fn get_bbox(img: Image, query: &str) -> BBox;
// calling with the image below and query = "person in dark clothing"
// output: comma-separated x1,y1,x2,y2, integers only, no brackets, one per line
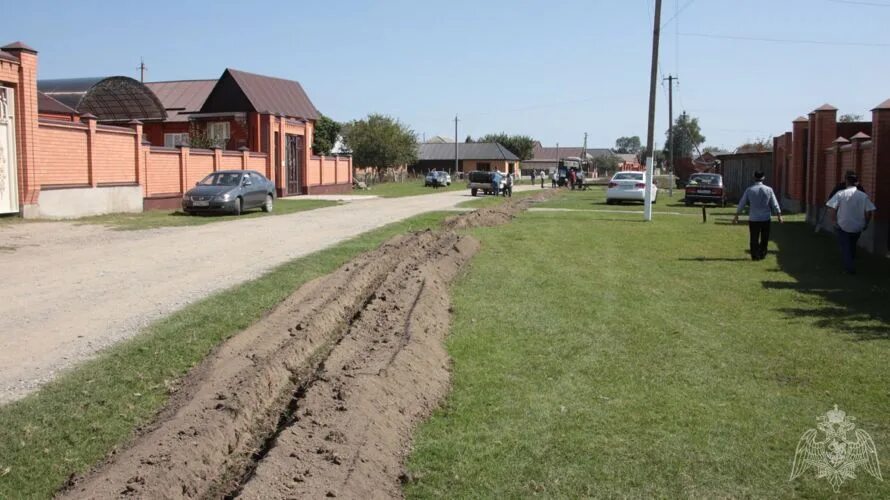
732,171,784,260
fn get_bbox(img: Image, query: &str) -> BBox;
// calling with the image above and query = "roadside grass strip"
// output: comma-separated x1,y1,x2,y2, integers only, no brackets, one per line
76,199,339,230
351,181,465,198
406,199,890,498
0,211,449,499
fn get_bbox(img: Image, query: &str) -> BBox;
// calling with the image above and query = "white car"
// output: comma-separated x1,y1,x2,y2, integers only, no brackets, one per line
606,171,657,204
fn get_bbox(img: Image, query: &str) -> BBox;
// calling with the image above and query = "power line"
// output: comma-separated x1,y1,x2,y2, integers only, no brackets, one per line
680,32,890,48
827,0,890,6
661,0,695,28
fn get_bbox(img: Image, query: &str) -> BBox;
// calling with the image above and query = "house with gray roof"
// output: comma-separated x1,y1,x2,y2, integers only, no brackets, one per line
412,142,520,174
520,142,615,174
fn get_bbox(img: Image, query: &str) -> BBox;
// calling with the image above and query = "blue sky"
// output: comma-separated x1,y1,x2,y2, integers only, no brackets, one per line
3,0,888,150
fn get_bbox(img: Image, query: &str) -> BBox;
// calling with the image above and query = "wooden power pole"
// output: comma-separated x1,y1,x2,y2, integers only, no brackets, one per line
644,0,663,221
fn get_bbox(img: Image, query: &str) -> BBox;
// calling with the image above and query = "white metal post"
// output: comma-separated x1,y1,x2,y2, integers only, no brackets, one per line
644,156,654,221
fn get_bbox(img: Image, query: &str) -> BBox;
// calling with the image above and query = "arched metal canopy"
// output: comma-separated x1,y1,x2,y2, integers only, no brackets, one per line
38,76,167,122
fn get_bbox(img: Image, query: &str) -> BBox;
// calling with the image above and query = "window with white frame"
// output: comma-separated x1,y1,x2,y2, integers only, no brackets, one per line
207,121,231,147
164,133,189,148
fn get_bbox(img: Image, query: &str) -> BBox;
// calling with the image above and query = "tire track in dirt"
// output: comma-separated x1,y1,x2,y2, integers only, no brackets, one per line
59,190,556,499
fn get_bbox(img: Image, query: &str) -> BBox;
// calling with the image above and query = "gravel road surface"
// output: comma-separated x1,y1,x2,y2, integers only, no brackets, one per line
0,187,537,404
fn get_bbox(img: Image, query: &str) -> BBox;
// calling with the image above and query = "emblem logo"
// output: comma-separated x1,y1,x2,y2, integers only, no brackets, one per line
790,405,882,492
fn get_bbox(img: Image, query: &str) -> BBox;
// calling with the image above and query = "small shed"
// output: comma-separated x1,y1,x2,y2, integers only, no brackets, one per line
716,151,773,201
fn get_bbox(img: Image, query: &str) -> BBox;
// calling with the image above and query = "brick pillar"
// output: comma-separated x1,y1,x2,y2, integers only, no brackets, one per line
304,119,314,195
239,146,249,170
142,139,151,197
130,120,143,186
334,155,339,184
851,132,869,182
82,113,98,187
177,145,189,193
832,136,850,193
805,113,816,222
212,145,222,172
790,116,808,210
867,98,890,255
2,43,40,212
277,114,286,196
809,105,838,223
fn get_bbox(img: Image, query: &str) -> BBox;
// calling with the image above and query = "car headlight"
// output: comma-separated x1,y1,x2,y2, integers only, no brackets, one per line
217,192,232,201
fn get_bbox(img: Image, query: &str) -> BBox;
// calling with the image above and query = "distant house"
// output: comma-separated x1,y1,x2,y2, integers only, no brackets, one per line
617,153,643,172
412,142,519,174
143,79,216,147
521,142,613,175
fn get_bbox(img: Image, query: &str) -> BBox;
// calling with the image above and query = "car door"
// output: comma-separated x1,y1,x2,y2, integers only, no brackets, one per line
241,173,261,208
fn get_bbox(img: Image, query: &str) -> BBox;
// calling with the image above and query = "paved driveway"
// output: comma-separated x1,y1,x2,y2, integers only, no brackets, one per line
0,186,538,404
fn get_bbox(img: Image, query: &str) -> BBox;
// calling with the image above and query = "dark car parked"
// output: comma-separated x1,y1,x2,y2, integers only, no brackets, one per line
684,173,726,207
182,170,275,215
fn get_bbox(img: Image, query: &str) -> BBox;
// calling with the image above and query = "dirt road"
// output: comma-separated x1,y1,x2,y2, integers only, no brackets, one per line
0,187,536,404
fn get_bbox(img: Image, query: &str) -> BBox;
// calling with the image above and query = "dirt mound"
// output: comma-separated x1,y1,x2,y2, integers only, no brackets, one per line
59,196,545,499
443,189,558,230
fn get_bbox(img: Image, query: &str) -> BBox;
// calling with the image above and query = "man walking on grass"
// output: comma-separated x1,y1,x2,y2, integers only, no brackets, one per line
826,172,876,274
733,171,783,260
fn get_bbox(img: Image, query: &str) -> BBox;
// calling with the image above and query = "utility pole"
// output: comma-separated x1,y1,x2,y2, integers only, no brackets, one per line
454,115,459,174
555,142,560,178
664,74,677,197
139,57,147,83
644,0,663,222
582,132,588,174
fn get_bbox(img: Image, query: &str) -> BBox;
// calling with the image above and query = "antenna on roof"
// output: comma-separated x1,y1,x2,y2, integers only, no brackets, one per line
138,57,147,83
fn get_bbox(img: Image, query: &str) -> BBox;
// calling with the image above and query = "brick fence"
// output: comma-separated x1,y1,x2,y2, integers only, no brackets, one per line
1,42,352,218
772,100,890,255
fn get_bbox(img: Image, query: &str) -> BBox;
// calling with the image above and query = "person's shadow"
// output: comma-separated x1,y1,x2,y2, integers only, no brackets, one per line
764,221,890,340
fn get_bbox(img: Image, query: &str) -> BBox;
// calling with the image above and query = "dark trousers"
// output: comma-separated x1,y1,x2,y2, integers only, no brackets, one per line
836,229,861,273
748,221,771,260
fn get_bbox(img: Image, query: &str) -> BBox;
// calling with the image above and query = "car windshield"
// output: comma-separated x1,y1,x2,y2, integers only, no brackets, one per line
689,174,721,186
468,171,491,183
199,172,243,186
613,173,643,181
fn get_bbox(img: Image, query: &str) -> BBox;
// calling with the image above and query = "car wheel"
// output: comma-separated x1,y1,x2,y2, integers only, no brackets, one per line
233,197,242,216
471,188,478,196
606,199,614,205
262,194,273,213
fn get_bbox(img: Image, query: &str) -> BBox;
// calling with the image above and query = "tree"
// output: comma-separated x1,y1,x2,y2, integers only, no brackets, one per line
465,135,474,143
638,146,664,165
312,114,341,156
342,114,417,178
614,136,642,154
703,146,729,155
476,133,536,160
735,138,772,153
593,154,622,176
839,113,863,123
663,113,705,160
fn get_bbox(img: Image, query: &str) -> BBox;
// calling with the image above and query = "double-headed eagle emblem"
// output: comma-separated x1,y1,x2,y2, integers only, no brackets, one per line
790,405,882,492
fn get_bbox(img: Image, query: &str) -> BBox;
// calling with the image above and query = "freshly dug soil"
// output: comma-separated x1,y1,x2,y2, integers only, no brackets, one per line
59,195,550,499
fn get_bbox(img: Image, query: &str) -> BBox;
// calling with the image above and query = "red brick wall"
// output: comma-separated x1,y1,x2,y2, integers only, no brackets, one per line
35,120,90,186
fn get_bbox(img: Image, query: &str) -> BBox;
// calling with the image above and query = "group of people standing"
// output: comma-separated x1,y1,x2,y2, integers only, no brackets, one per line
733,170,876,274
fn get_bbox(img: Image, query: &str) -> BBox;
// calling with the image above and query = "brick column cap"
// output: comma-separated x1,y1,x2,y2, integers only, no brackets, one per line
851,132,870,141
238,146,250,152
814,104,838,112
872,98,890,111
832,136,850,145
128,119,143,125
1,41,37,54
80,113,97,121
793,116,809,123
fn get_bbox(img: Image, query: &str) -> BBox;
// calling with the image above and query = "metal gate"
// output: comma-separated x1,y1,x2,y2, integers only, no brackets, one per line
286,134,303,195
0,86,18,214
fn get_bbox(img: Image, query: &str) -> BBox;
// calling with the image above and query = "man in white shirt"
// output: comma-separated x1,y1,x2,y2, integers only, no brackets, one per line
826,173,877,274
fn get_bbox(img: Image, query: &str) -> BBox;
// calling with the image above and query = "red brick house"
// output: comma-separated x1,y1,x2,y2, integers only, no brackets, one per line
1,41,351,219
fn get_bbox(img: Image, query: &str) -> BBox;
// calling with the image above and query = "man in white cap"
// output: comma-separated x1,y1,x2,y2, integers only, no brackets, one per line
826,172,876,274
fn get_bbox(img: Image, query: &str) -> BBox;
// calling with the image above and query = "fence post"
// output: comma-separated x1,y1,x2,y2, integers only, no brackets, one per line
142,141,151,197
850,132,868,181
81,113,98,187
212,145,222,172
832,137,849,187
177,145,190,193
239,146,249,170
130,120,143,186
334,155,339,185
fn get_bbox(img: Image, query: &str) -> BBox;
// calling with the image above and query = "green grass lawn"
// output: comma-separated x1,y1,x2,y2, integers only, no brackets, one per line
353,180,465,198
456,188,543,209
0,211,450,499
77,199,339,230
406,189,890,498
